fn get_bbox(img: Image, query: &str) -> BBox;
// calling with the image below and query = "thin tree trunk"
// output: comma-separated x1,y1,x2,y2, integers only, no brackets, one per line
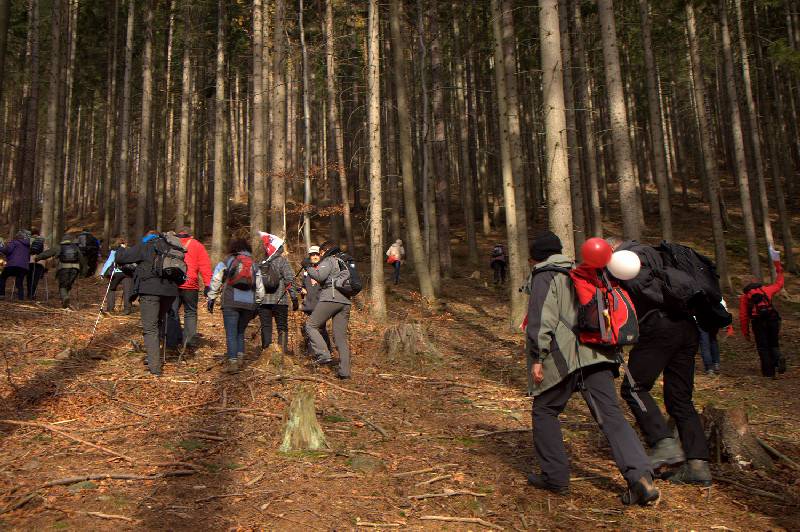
542,0,574,257
367,0,385,318
250,0,266,245
270,0,287,236
0,0,10,104
720,0,761,278
135,0,154,238
389,0,435,302
176,26,191,231
300,0,312,249
597,0,642,240
18,0,39,232
211,0,227,263
159,0,175,231
117,0,134,239
686,2,729,289
639,0,672,240
40,0,63,245
491,0,526,327
102,0,118,245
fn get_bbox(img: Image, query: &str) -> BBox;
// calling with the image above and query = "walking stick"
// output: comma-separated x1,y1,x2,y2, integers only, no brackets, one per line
88,274,114,346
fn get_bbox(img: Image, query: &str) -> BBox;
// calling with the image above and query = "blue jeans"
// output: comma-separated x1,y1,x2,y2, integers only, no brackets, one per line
698,327,720,371
222,307,255,359
392,261,401,284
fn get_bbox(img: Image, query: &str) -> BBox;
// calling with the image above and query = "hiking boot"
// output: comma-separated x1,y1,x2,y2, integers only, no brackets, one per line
622,473,660,506
649,437,685,469
713,363,720,374
704,368,714,376
224,357,240,374
526,473,568,495
314,354,333,365
62,298,70,309
666,459,712,486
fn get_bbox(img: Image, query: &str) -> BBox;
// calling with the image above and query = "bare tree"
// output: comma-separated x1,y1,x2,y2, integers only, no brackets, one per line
117,0,134,239
250,0,266,244
211,0,227,262
271,0,288,236
40,0,64,244
135,0,154,238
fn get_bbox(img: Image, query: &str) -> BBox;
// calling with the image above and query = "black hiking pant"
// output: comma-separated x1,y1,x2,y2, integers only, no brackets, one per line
26,263,46,300
491,260,507,284
533,363,651,488
56,268,79,307
166,289,199,348
259,304,288,349
621,313,709,461
104,273,133,313
139,294,175,375
752,317,782,377
0,266,27,300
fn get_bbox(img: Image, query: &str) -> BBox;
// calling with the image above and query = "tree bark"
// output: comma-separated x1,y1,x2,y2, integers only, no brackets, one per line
250,0,265,245
597,0,642,240
117,0,134,240
0,0,10,104
270,0,287,236
639,0,672,240
40,0,64,245
720,0,761,278
135,0,154,238
367,0,386,318
211,0,227,263
159,0,175,231
176,16,191,232
300,0,312,249
102,0,118,246
17,0,40,232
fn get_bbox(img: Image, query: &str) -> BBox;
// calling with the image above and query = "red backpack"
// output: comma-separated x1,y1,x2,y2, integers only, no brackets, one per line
570,265,639,347
226,254,256,290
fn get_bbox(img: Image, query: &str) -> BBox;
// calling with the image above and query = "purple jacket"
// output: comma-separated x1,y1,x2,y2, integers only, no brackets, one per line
0,238,31,271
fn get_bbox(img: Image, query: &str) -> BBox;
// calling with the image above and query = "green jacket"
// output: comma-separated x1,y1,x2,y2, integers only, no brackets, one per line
37,239,87,274
525,254,616,396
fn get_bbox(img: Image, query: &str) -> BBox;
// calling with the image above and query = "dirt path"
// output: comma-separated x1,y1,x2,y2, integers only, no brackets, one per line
0,253,798,530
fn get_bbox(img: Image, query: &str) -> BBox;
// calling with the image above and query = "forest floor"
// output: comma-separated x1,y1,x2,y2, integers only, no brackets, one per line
1,206,800,531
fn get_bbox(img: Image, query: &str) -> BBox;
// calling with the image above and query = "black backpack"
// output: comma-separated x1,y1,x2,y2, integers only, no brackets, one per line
744,284,779,321
656,242,731,331
77,233,97,252
260,258,282,294
333,253,362,298
151,233,187,284
30,236,45,255
59,243,81,263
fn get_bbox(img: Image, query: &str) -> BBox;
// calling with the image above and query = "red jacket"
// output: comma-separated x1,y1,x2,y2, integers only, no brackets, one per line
179,236,212,291
739,261,784,337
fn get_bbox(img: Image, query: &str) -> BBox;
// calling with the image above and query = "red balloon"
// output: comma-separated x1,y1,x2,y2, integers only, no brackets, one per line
581,237,613,268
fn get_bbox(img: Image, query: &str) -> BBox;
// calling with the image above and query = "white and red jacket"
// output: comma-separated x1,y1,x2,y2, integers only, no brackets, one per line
178,235,212,291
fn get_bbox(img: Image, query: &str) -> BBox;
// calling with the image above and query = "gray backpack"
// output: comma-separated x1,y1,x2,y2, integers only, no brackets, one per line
152,232,187,284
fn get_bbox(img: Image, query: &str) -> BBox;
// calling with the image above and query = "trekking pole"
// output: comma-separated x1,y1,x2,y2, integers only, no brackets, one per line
88,274,114,346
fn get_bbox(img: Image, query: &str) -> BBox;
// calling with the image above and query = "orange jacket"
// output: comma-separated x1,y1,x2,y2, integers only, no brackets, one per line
739,261,783,337
179,236,212,291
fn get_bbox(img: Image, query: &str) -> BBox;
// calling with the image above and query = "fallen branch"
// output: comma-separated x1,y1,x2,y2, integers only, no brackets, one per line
85,511,136,523
715,477,788,502
408,489,487,500
392,464,458,478
185,433,226,442
415,474,452,487
75,422,148,434
756,437,800,471
361,417,389,439
472,428,530,438
356,522,403,528
419,515,502,530
0,419,134,462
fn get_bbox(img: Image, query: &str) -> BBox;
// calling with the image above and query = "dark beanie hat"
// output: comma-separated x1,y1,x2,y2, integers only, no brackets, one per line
530,231,562,261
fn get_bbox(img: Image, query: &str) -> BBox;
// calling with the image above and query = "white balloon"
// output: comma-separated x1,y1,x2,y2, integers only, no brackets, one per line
607,250,641,280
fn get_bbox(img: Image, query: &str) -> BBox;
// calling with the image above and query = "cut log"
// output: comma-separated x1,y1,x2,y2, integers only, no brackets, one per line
382,323,441,365
703,405,772,469
279,385,328,452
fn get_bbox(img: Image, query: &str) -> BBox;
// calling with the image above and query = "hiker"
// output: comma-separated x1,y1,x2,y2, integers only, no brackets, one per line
99,237,134,315
77,229,101,277
115,231,184,376
166,227,212,351
0,230,31,301
300,245,331,356
490,243,507,285
610,238,716,486
35,234,86,309
206,238,265,374
26,229,46,300
386,239,404,285
697,299,731,375
524,231,658,506
258,238,298,354
304,240,355,379
740,246,785,378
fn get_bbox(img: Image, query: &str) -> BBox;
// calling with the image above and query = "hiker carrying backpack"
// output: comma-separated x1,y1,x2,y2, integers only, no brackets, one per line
152,232,188,285
740,247,785,378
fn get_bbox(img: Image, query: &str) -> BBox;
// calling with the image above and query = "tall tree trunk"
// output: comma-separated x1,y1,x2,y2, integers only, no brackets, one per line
491,0,526,327
300,0,312,249
102,0,118,246
135,0,154,237
389,0,435,302
17,0,39,232
686,2,729,289
270,0,287,236
40,0,63,245
639,0,673,240
159,0,175,231
250,0,265,245
367,0,385,318
117,0,134,239
597,0,642,240
324,0,354,252
211,0,227,263
557,0,583,253
542,0,574,257
0,0,10,103
176,27,191,231
571,0,602,237
720,0,761,278
734,0,775,270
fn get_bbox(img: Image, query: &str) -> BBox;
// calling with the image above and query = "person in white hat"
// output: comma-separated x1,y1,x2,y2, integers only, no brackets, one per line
299,245,330,355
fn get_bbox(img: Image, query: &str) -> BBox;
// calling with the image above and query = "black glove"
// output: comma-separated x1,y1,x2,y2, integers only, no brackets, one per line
291,298,299,312
204,286,210,299
207,299,215,313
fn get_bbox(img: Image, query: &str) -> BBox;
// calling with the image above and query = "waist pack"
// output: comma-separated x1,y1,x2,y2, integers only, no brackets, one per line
30,236,45,255
59,243,81,263
227,254,256,290
152,233,187,284
333,254,362,298
260,258,282,293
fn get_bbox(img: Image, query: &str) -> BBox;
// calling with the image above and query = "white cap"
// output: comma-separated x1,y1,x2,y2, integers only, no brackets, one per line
308,245,320,254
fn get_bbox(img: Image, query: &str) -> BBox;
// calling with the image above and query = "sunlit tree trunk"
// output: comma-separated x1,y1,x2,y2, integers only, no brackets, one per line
270,0,287,236
17,0,39,232
300,0,311,249
176,20,191,231
211,0,227,263
40,0,64,245
135,0,154,237
102,0,118,245
117,0,134,239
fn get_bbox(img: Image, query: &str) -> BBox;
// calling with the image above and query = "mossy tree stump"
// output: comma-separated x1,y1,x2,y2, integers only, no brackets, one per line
279,385,328,452
383,323,441,365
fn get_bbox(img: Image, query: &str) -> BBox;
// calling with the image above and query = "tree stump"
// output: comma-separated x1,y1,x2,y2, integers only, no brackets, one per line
703,405,773,469
382,323,441,365
279,385,327,452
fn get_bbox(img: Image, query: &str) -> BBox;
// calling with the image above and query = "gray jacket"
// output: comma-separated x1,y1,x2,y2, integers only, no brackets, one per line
259,255,298,306
306,253,351,305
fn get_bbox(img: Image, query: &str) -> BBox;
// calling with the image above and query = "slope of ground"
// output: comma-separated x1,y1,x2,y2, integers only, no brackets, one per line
1,203,799,530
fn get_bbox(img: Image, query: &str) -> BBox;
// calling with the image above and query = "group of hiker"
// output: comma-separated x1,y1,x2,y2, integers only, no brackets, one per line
522,230,787,506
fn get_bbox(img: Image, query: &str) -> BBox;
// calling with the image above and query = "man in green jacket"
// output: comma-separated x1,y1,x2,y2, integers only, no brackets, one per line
525,231,658,506
36,234,87,309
